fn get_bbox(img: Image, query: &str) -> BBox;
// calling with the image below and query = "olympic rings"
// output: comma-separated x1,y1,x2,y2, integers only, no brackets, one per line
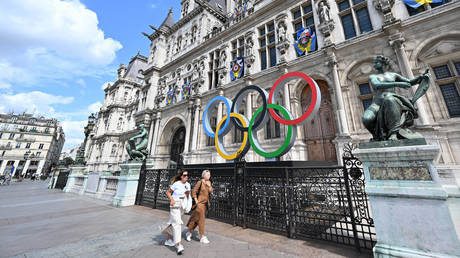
202,96,232,137
215,113,250,160
202,71,321,160
268,71,321,125
231,85,268,131
249,104,297,158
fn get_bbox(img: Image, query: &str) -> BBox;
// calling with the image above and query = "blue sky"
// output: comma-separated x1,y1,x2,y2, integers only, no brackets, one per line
0,0,181,151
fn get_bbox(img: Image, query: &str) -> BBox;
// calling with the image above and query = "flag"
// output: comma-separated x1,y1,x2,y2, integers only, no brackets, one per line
294,27,317,56
403,0,443,8
181,82,191,100
230,57,244,81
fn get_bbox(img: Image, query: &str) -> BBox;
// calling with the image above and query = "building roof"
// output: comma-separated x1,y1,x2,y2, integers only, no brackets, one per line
159,8,175,29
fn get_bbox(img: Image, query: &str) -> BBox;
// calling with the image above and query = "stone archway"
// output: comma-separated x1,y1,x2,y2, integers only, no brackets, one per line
300,80,337,162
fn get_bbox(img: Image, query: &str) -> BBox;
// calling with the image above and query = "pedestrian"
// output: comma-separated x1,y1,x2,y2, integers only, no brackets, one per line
186,169,213,244
161,170,191,255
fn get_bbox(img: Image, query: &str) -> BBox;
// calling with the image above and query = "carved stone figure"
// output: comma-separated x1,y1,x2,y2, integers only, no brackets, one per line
278,22,287,43
362,55,430,141
318,1,331,24
126,124,148,161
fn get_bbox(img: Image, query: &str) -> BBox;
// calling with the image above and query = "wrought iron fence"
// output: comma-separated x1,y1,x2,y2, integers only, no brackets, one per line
136,146,375,251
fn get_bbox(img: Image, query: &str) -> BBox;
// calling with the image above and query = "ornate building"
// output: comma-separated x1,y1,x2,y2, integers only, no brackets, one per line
85,0,460,181
0,113,65,177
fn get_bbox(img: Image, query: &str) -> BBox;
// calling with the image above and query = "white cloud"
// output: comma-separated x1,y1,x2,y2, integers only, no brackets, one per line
0,91,74,115
87,101,102,113
0,91,101,151
0,0,122,88
61,120,87,151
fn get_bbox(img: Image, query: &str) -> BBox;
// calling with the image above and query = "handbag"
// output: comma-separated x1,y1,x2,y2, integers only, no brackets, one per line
191,180,203,210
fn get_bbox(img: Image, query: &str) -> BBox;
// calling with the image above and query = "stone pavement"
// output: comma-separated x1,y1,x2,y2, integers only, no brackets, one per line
0,181,372,258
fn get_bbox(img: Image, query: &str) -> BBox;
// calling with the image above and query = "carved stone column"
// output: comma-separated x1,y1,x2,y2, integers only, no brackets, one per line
183,100,194,153
328,52,350,136
389,32,430,125
191,99,201,151
150,111,161,156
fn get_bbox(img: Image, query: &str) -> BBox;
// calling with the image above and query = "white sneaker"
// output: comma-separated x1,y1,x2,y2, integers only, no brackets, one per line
185,231,192,242
164,239,175,247
176,244,184,254
200,236,210,244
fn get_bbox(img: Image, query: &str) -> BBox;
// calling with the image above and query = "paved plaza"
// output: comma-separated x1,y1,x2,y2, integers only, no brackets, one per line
0,181,371,258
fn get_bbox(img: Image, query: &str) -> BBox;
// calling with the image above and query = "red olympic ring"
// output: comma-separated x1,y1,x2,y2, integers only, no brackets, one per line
268,71,319,125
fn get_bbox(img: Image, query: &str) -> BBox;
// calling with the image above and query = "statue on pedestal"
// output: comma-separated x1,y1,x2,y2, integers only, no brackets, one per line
362,55,430,141
126,124,148,161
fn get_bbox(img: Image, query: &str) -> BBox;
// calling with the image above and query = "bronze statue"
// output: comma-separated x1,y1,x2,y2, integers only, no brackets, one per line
362,55,430,141
126,124,148,161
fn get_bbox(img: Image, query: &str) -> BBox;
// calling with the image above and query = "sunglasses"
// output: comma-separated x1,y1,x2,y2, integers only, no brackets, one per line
182,174,189,177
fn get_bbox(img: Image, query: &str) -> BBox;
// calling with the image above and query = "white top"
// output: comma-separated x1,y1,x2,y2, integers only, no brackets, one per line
170,181,191,199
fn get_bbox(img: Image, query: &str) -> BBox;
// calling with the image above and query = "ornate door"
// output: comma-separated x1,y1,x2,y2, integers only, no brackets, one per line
301,80,337,161
169,127,186,164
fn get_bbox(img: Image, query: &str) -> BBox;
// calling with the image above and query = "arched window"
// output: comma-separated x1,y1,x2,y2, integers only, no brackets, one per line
431,61,460,118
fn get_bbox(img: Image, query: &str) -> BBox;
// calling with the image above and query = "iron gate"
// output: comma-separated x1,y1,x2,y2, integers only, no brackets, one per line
55,170,70,189
136,145,375,251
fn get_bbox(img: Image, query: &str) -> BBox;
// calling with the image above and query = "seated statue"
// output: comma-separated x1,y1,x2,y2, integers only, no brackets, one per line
126,124,148,161
362,55,430,141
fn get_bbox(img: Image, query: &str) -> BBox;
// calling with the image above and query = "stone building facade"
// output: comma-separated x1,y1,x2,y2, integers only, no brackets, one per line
85,0,460,177
0,113,65,177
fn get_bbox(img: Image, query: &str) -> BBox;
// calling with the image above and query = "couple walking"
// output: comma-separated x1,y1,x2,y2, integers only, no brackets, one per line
161,169,213,255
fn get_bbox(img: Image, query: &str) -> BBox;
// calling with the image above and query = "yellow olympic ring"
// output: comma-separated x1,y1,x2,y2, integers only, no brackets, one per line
214,113,249,160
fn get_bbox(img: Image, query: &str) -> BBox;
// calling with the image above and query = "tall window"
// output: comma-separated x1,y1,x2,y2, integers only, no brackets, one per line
406,0,450,16
16,142,21,149
206,117,217,146
265,93,282,139
26,142,31,149
259,21,277,70
432,61,460,118
231,36,245,60
337,0,373,40
358,82,374,111
208,50,220,90
39,144,44,149
8,133,15,139
233,109,245,143
291,2,316,57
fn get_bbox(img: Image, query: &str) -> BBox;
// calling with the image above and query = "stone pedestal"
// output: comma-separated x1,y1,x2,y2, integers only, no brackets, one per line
63,166,86,193
355,141,460,257
112,161,142,207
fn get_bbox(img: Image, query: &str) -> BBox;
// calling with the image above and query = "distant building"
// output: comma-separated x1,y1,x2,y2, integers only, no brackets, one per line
0,113,65,177
59,146,79,162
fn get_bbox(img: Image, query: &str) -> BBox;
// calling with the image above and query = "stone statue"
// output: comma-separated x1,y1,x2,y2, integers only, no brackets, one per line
318,1,331,23
277,22,287,43
126,124,148,161
362,55,430,141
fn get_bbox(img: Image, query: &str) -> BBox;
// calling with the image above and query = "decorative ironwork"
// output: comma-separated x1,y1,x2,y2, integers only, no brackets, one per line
136,143,375,250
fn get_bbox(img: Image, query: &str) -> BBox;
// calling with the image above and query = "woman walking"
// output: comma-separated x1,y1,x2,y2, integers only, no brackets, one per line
186,169,213,244
163,170,191,254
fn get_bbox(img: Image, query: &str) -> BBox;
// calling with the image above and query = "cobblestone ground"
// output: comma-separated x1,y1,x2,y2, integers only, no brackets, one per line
0,181,372,258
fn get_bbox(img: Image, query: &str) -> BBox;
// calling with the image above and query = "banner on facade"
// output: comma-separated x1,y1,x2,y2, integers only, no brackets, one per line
181,81,191,100
403,0,443,8
294,27,317,56
230,57,244,81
